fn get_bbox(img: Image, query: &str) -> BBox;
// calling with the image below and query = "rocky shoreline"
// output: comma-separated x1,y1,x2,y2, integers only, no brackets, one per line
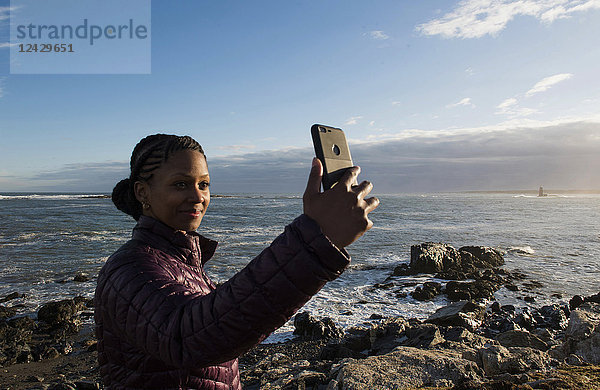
2,243,600,389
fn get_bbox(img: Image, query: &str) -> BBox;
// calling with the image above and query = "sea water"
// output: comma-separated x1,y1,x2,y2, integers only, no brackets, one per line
1,192,599,341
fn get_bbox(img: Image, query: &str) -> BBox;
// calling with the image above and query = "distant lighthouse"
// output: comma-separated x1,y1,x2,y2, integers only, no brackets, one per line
538,186,544,197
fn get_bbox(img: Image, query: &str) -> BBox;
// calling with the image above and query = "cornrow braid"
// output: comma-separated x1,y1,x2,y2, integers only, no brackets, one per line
112,134,205,220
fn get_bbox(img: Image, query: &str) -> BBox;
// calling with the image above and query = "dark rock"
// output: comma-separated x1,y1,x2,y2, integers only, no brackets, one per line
48,382,77,390
435,270,469,280
40,346,61,359
502,305,516,313
585,292,600,304
410,242,461,274
15,343,33,363
392,263,414,276
401,323,444,348
319,342,363,360
459,246,504,268
368,317,410,355
0,305,17,320
522,280,543,289
491,302,501,313
505,284,519,291
369,313,385,320
329,347,485,389
514,310,537,331
74,381,100,390
73,273,90,282
7,315,36,332
26,375,44,382
524,296,536,303
538,304,569,330
293,312,343,340
372,282,394,290
0,292,23,303
495,330,549,351
478,345,551,376
426,301,485,331
37,299,81,334
445,280,497,301
570,295,585,310
411,282,442,301
555,302,600,364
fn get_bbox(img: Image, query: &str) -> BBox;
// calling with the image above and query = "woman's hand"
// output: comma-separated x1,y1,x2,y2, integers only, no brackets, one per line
303,158,380,248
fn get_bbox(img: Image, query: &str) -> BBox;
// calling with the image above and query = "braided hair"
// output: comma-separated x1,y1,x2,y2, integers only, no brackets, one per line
112,134,205,220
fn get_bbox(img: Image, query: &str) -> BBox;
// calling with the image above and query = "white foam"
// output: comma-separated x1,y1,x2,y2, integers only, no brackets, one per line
507,246,535,255
0,194,107,200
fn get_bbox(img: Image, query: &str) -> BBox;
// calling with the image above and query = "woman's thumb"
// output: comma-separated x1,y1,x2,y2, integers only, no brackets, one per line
304,158,323,196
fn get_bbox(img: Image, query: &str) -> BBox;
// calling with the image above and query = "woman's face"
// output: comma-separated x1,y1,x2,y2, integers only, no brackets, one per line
135,149,210,232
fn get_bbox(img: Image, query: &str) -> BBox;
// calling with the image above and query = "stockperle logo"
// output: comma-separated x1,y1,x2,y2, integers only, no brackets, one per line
9,0,151,74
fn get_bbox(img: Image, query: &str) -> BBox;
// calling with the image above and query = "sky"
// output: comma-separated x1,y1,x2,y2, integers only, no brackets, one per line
1,0,599,193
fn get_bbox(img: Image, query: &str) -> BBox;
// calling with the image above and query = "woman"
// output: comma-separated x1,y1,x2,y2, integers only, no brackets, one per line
95,134,379,389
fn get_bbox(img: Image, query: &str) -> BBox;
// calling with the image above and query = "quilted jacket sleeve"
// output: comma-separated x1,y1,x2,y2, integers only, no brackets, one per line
96,214,350,369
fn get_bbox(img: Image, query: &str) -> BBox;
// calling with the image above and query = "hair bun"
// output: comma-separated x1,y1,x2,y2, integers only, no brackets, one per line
111,178,142,220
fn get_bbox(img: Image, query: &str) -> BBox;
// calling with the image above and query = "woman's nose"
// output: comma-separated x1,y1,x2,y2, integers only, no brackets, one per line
189,187,205,203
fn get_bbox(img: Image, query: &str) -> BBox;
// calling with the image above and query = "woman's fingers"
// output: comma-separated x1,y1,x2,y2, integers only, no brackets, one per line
337,166,360,190
364,196,380,212
353,180,373,200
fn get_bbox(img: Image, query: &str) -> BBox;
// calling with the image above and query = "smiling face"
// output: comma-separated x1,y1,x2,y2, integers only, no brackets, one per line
134,149,210,232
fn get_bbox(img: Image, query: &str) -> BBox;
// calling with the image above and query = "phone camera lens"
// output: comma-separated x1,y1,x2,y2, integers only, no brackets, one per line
319,127,327,133
332,144,341,156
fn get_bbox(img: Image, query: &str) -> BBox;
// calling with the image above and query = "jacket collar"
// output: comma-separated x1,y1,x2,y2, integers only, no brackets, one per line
132,215,218,267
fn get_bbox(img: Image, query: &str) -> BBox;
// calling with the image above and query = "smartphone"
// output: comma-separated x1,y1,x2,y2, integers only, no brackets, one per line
311,124,357,191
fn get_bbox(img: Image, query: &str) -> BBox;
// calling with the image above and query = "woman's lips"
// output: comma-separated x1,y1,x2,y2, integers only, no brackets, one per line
180,210,202,217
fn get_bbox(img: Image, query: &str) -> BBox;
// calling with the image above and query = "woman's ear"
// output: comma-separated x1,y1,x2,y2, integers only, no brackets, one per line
134,181,150,204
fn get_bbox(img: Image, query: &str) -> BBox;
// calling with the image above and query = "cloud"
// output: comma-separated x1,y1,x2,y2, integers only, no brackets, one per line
416,0,600,39
525,73,573,96
215,144,256,152
495,97,537,117
446,97,474,108
497,97,517,110
209,120,600,193
7,120,600,193
345,116,363,125
21,161,129,192
494,73,572,117
367,30,390,40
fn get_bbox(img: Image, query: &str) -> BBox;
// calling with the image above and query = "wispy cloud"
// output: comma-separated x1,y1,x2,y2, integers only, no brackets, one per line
345,116,363,125
416,0,600,39
446,97,474,108
497,97,517,110
525,73,573,96
494,97,537,117
366,30,390,40
215,144,256,152
0,6,13,22
495,73,573,117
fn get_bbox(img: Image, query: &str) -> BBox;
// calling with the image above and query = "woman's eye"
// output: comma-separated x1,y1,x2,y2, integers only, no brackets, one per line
174,182,187,189
199,181,210,190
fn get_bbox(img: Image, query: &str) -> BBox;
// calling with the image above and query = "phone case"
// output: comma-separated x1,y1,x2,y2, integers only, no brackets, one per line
311,124,355,190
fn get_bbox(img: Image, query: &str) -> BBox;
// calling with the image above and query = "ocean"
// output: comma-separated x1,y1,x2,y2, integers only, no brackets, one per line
1,192,599,341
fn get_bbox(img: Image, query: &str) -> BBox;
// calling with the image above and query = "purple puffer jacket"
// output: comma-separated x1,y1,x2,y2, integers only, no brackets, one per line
94,214,350,389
